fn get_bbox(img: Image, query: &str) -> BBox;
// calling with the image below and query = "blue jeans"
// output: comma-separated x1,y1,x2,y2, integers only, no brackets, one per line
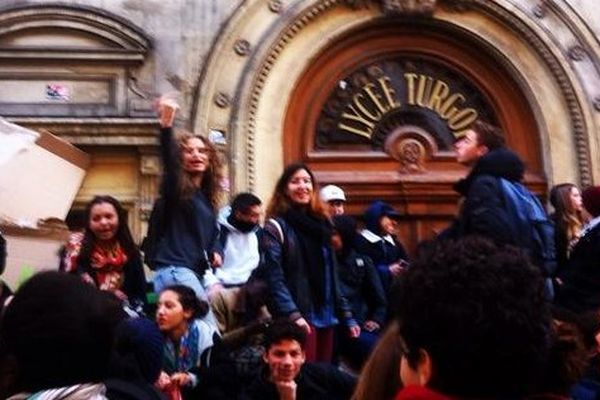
153,265,218,328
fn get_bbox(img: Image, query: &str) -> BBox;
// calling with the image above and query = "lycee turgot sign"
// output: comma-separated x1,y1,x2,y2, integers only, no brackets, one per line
316,59,495,150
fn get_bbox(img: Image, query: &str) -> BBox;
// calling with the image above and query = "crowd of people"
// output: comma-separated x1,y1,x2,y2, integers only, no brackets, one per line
1,98,600,400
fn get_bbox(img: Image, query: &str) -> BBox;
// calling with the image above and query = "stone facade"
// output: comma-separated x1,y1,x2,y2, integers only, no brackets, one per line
0,0,598,244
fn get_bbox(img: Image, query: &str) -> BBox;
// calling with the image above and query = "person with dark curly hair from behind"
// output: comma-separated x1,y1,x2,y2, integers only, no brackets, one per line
393,237,552,400
0,271,126,399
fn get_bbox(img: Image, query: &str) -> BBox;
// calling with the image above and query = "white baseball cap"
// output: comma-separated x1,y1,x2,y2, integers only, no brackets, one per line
320,185,346,202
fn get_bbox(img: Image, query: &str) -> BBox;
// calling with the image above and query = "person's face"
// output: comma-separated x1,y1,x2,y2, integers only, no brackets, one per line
156,290,192,333
327,200,345,216
263,339,306,382
285,169,313,205
454,130,488,166
569,186,583,212
89,202,119,242
181,137,209,174
379,215,397,235
235,204,262,225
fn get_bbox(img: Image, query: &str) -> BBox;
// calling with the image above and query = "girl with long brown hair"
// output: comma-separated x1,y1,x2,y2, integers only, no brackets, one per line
145,97,223,303
550,183,589,274
260,163,359,363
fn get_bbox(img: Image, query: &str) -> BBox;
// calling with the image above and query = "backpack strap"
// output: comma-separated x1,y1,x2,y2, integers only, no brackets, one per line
267,218,285,244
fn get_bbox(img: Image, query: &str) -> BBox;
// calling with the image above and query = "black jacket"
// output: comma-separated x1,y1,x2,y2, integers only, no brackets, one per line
555,221,600,313
441,148,525,245
259,218,353,324
239,363,356,400
337,250,387,325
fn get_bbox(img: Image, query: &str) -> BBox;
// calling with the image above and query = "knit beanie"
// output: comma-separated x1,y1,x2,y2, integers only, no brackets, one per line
114,317,164,383
582,186,600,217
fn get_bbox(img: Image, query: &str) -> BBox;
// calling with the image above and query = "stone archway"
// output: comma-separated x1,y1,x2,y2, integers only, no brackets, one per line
193,0,599,218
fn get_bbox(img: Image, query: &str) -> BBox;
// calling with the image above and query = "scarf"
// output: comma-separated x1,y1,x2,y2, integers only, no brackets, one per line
283,207,333,307
89,242,128,292
7,383,107,400
163,321,201,374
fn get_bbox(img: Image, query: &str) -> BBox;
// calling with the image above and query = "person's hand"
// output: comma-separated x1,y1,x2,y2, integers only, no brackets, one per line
170,372,192,387
275,379,297,400
348,324,361,338
157,97,178,128
155,371,171,390
363,320,380,332
389,262,404,277
211,252,223,268
207,283,224,301
294,317,311,334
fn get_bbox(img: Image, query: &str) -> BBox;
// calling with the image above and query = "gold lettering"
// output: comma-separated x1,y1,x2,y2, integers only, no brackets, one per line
353,92,381,120
428,80,450,113
363,82,389,114
404,73,418,105
448,108,478,131
338,122,373,139
340,104,376,129
439,93,466,119
378,76,401,109
339,103,376,139
415,75,434,107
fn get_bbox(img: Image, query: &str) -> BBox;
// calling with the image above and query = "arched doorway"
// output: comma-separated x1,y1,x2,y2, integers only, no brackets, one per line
284,21,545,251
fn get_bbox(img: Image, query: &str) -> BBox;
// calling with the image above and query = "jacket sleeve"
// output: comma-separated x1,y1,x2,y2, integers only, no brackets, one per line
159,127,180,206
259,221,301,321
362,256,387,325
463,175,517,245
331,249,357,327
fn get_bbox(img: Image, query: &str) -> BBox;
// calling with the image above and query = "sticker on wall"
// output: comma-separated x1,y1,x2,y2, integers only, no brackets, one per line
45,83,70,101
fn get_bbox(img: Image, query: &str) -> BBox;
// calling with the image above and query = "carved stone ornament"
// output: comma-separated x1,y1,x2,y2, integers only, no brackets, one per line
568,45,586,61
382,0,437,16
344,0,439,15
533,3,546,19
140,155,160,175
384,126,438,174
268,0,283,13
214,92,231,108
593,96,600,112
234,39,251,56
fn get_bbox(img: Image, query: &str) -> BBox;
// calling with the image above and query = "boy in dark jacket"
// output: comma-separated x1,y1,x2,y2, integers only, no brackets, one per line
240,320,356,400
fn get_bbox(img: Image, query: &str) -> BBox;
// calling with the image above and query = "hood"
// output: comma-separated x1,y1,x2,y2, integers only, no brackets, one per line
363,200,400,234
455,148,525,195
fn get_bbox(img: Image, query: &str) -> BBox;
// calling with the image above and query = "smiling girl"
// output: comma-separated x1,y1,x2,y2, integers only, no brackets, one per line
260,163,359,363
61,195,147,312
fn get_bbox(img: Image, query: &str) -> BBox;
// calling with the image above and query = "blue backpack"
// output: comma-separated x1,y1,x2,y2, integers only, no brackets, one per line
498,178,557,278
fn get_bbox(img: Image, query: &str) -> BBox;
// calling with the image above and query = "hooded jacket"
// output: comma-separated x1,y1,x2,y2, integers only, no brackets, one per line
441,148,526,245
202,206,260,288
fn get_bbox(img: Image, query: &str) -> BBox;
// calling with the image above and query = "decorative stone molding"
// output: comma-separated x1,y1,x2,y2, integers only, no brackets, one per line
594,96,600,112
384,126,438,174
195,0,597,192
269,0,283,13
234,39,251,56
568,45,586,61
214,92,231,108
533,3,546,19
467,0,592,185
344,0,437,15
381,0,437,16
0,3,151,62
